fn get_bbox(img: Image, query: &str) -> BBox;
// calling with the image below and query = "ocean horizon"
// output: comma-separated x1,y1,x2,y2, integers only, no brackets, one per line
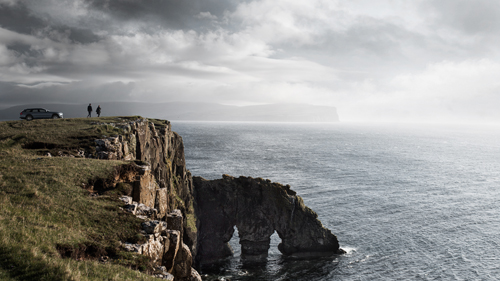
173,121,500,281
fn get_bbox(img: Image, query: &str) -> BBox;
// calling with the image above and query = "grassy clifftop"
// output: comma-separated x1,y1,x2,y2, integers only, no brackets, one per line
0,117,161,281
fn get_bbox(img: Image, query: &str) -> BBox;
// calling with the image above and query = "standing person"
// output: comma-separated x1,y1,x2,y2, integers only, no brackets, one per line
87,103,92,117
96,105,101,117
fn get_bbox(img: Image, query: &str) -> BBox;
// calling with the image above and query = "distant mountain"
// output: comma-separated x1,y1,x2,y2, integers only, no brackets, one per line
0,102,339,122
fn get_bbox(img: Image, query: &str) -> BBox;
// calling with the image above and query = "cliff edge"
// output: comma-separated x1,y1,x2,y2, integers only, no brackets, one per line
0,116,343,280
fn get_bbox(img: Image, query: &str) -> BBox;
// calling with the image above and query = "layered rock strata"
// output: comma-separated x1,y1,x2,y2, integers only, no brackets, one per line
193,175,344,265
92,118,198,280
119,195,201,281
94,119,196,251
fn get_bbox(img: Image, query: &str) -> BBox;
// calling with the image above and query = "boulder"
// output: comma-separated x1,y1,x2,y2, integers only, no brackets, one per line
135,204,157,218
121,242,142,254
141,234,164,264
190,268,202,281
123,203,137,215
163,230,181,272
141,220,163,235
173,243,193,279
153,266,175,280
167,209,183,239
119,195,133,205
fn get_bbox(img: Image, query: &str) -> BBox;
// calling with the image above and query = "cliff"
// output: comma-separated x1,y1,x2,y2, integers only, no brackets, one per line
93,118,197,250
0,116,343,280
100,119,344,268
90,118,199,280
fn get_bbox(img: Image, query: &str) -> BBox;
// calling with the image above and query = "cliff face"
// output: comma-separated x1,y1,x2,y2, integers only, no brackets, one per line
193,175,344,265
93,118,199,280
94,119,196,250
95,118,343,275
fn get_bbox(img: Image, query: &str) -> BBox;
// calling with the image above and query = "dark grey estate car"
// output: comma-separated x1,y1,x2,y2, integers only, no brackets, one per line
20,108,63,120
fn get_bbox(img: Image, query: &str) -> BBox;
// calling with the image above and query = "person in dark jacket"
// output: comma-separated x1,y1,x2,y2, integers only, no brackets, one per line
96,105,101,117
87,104,92,117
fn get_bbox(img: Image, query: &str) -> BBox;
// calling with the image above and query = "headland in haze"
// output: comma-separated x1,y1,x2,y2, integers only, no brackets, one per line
0,102,339,123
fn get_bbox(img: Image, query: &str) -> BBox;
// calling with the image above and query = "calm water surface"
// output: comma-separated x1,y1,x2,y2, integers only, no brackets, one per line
172,122,500,281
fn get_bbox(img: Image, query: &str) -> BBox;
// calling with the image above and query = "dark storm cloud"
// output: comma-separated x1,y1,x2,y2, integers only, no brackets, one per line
0,1,101,44
0,0,240,47
0,80,135,106
83,0,241,31
0,2,45,35
2,0,500,123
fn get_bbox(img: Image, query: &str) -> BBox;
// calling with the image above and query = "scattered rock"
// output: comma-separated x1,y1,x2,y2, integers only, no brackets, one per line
136,204,157,218
123,204,138,215
141,220,162,234
190,268,203,281
153,266,175,280
119,195,133,205
121,242,142,254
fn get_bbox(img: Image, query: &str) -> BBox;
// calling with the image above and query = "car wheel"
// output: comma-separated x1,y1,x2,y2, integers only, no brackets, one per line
52,115,59,119
26,115,33,121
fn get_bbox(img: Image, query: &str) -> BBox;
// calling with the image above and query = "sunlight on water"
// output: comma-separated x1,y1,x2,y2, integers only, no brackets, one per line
173,122,500,280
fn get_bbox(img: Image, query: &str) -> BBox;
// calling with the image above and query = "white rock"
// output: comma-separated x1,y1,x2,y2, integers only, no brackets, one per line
119,195,133,205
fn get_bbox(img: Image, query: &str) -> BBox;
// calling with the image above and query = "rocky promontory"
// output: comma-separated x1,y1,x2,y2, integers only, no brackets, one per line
0,116,343,281
91,117,344,274
193,175,344,265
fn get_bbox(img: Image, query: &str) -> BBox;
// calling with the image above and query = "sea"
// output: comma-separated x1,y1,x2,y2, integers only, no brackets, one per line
172,121,500,281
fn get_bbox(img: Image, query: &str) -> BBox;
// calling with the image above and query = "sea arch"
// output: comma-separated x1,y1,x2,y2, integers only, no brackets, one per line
193,175,344,265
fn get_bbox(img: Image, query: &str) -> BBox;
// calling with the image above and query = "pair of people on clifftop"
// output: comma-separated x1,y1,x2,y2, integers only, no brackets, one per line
87,104,102,117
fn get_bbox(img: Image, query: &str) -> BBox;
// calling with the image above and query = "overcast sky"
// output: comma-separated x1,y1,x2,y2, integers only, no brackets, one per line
1,0,500,123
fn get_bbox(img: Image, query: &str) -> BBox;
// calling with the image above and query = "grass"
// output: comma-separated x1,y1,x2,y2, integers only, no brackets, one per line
0,117,163,281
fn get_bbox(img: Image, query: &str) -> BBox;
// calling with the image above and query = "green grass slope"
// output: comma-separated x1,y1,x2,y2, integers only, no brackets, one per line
0,117,161,281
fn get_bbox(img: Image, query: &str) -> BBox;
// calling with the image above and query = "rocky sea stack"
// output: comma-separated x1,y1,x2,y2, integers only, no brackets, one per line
194,175,345,266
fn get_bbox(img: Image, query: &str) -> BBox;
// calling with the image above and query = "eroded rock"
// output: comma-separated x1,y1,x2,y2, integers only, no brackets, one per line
194,175,344,265
140,234,164,264
173,243,193,279
163,230,181,272
142,220,163,235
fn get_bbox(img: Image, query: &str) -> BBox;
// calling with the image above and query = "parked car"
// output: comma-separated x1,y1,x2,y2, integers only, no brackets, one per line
20,108,63,121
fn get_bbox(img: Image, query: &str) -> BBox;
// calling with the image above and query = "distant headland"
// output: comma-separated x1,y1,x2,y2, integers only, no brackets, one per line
0,102,339,123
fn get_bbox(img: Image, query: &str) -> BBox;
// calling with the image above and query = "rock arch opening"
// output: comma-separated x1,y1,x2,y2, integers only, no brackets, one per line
228,227,283,261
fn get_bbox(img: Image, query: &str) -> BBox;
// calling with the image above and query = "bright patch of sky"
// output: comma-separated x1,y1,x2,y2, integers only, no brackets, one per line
1,0,499,123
